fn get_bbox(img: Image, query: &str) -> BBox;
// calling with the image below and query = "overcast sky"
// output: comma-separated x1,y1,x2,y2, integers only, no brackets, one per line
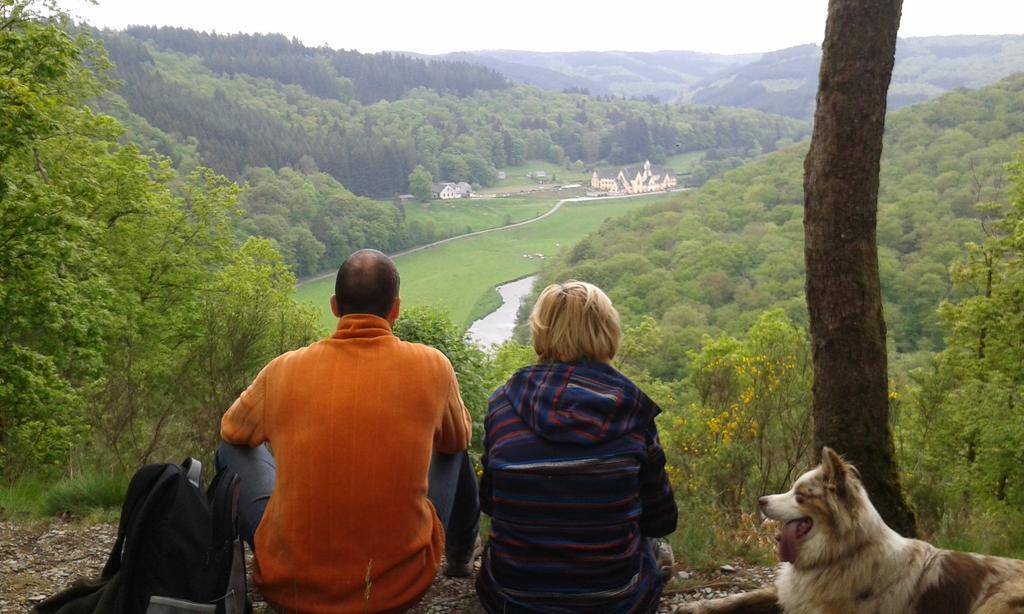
64,0,1024,56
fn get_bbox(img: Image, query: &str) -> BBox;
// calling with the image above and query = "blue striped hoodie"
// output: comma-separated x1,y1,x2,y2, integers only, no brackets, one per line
475,360,678,613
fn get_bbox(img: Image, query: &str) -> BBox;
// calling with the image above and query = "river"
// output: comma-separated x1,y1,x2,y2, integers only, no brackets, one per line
467,275,537,348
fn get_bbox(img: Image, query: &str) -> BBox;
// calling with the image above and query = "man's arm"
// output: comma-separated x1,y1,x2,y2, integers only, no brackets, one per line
434,359,471,454
221,362,272,447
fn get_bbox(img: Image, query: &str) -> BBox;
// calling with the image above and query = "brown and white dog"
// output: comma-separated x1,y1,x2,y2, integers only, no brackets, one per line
676,447,1024,614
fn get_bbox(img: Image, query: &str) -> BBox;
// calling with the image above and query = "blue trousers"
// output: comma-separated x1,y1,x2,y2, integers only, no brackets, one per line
216,441,481,559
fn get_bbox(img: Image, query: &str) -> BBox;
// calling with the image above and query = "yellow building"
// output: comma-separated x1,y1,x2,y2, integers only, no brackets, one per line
590,160,677,194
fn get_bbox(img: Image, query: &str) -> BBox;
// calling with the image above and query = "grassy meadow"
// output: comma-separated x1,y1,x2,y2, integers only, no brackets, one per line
479,160,591,193
664,150,706,176
402,195,551,236
296,193,676,330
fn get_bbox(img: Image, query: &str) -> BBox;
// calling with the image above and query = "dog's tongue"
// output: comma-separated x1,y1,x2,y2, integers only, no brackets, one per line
778,520,802,563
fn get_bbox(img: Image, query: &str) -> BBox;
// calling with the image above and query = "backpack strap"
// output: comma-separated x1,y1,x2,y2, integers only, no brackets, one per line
101,463,174,578
207,465,241,548
183,457,203,489
207,466,247,614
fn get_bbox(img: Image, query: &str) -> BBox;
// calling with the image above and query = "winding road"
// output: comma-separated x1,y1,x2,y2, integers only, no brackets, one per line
297,188,688,286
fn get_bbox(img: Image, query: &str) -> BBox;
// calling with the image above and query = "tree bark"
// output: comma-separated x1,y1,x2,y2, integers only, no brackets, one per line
803,0,917,536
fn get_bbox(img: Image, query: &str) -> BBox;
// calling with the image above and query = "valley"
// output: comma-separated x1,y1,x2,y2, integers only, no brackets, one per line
5,3,1024,591
295,191,677,330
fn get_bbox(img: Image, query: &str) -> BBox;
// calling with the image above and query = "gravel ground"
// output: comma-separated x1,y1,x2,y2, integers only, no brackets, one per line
0,520,775,613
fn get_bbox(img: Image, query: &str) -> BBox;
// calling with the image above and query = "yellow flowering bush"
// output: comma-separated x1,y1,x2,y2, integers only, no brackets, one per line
661,310,813,513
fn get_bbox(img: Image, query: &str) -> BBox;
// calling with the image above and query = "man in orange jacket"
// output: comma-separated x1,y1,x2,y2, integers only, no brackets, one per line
217,249,480,613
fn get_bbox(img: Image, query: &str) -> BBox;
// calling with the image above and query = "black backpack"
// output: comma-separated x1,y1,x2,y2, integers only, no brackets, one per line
34,458,249,614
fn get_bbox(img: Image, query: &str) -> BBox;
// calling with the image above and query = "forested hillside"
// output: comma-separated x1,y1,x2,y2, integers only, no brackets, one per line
120,26,511,104
689,35,1024,118
531,74,1024,375
426,36,1024,115
82,26,810,278
430,49,756,101
93,27,809,198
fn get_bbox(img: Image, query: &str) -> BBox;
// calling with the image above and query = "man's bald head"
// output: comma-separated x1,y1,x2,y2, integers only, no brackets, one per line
334,249,400,319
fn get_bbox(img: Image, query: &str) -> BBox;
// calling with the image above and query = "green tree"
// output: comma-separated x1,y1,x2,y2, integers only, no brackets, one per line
661,311,813,511
464,153,495,187
392,306,491,456
0,0,115,476
438,150,470,183
902,154,1024,521
408,164,433,202
482,341,536,395
90,166,322,469
174,238,320,456
0,3,321,477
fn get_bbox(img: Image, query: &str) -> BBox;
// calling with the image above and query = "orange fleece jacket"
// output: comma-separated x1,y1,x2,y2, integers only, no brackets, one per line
221,314,471,613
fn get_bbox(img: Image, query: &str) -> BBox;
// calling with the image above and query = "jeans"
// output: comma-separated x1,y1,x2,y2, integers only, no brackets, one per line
215,440,481,559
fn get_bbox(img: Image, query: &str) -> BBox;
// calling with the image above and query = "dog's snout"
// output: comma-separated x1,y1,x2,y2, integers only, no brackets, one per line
758,496,768,511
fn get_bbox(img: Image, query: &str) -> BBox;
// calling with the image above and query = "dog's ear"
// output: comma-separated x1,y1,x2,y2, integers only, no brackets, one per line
821,446,849,497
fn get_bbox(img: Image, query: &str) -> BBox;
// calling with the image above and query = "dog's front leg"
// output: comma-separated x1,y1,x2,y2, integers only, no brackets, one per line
673,587,782,614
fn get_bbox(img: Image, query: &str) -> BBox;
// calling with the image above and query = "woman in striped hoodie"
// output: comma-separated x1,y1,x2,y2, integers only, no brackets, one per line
476,280,678,613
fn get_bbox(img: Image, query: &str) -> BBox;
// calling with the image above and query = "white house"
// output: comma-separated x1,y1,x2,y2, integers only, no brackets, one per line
432,182,460,200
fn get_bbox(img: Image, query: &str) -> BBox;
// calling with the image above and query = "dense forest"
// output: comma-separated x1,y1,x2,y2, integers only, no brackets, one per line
119,26,511,104
94,27,808,197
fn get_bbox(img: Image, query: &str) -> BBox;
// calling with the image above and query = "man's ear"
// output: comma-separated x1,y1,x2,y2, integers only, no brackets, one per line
330,295,341,318
387,297,401,324
821,446,849,496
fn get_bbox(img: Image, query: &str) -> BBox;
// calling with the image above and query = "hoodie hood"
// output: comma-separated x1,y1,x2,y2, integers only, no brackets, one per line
497,361,661,444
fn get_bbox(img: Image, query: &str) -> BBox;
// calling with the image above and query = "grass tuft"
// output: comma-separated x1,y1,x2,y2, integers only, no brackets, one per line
464,286,504,328
669,503,776,570
0,478,48,521
928,503,1024,559
39,471,128,519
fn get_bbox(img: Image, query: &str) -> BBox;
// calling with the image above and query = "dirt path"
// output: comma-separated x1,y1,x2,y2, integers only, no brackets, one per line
1,519,770,613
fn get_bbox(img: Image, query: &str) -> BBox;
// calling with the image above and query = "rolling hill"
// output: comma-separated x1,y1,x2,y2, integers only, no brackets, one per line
426,49,756,100
415,35,1024,118
529,73,1024,378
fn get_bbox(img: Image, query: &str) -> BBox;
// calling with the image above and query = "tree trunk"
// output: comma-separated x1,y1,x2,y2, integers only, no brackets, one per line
803,0,917,536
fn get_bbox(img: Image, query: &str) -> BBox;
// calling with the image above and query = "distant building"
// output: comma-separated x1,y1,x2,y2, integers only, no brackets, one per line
394,194,416,204
496,170,507,180
591,160,677,194
456,182,473,198
432,182,460,200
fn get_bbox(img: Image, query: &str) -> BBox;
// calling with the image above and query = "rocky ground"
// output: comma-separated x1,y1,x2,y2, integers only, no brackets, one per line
0,520,774,613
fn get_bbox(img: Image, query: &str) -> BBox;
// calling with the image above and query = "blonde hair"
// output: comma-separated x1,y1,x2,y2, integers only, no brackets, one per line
530,280,622,363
